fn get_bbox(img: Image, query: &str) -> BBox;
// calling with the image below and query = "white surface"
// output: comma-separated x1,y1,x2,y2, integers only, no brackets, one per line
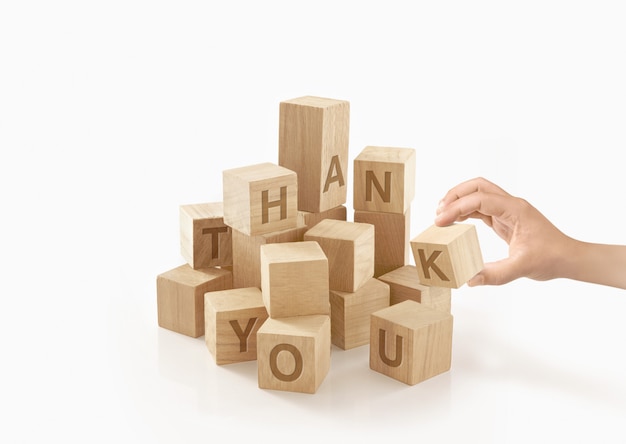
2,1,625,442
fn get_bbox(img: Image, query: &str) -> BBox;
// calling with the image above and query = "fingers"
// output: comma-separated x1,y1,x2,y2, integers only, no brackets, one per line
467,259,522,286
437,177,510,211
435,191,512,226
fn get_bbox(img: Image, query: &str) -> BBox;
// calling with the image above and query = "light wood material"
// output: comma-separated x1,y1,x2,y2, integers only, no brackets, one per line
260,241,330,318
303,219,374,292
231,223,307,289
156,264,233,338
179,202,232,269
223,162,298,236
354,208,410,277
329,278,390,350
353,146,416,214
369,300,453,386
279,96,350,213
378,265,452,313
257,315,331,394
204,287,268,365
410,223,484,288
297,205,347,231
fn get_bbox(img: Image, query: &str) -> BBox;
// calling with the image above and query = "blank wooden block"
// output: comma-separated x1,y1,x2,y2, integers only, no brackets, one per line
353,146,416,214
223,162,298,236
378,265,452,312
204,287,269,365
370,300,453,386
180,202,232,269
330,277,390,350
260,241,329,318
354,208,410,277
279,96,350,213
303,219,374,293
257,315,331,394
410,223,484,288
156,265,233,338
231,223,307,289
297,205,347,231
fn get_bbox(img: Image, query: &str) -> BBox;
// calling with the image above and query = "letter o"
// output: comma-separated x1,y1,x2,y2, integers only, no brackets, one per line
269,343,303,382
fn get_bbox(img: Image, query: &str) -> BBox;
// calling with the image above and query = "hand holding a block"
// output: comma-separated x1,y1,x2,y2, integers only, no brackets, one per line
434,176,626,289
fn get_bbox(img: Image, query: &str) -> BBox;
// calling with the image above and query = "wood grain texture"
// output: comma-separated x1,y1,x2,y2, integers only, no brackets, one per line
303,219,374,293
156,264,233,338
353,146,415,214
179,202,232,269
279,96,350,213
260,241,330,318
223,162,298,236
410,223,484,288
369,300,453,386
329,277,390,350
204,287,268,365
297,205,347,231
257,315,331,394
353,208,410,277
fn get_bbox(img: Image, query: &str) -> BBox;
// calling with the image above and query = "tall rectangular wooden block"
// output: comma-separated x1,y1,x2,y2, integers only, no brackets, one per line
257,315,331,394
378,265,452,313
370,300,453,386
231,224,307,289
303,219,374,293
156,264,233,338
279,96,350,213
297,205,347,231
223,162,298,236
330,278,390,350
353,146,416,214
260,241,329,318
354,208,410,277
180,202,232,269
204,287,269,365
410,223,484,288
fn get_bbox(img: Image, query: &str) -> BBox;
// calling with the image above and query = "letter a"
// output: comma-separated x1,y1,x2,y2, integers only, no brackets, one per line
323,155,345,192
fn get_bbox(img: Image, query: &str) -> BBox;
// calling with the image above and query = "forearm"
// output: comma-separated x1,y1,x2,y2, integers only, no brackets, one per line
561,240,626,289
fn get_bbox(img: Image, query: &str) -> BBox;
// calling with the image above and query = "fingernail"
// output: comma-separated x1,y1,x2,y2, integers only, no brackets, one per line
468,275,485,287
436,200,445,215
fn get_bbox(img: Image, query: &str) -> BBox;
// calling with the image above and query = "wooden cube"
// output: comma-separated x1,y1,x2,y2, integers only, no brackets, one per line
260,241,329,318
354,208,410,277
204,287,269,365
330,278,390,350
410,223,484,288
370,300,453,386
223,162,298,236
180,202,232,269
297,205,347,231
156,264,233,338
231,223,307,289
303,219,374,293
257,315,331,394
353,146,415,214
378,265,452,312
279,96,350,213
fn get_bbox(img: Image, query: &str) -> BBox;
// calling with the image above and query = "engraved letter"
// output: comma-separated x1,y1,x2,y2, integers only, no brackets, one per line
323,155,345,192
365,171,391,203
202,226,229,259
261,186,287,224
229,318,258,352
418,249,449,281
269,343,303,382
378,329,403,367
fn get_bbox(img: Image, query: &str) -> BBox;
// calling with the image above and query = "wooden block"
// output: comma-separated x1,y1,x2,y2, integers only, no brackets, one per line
204,287,269,365
378,265,452,312
257,315,331,394
353,146,416,214
260,241,329,318
370,300,453,386
330,278,390,350
223,162,298,236
410,223,484,288
279,96,350,213
297,205,347,231
179,202,232,269
156,264,233,338
231,223,307,289
354,208,410,277
303,219,374,292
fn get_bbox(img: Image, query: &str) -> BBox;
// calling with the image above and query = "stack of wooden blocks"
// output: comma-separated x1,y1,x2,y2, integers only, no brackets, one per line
156,95,484,394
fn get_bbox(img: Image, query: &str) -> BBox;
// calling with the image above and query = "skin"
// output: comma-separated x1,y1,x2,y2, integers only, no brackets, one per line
434,177,626,289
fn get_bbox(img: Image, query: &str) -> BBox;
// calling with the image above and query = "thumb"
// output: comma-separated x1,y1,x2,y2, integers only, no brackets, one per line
467,259,522,286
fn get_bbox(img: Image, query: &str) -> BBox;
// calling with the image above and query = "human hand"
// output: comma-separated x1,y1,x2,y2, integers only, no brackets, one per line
434,177,574,286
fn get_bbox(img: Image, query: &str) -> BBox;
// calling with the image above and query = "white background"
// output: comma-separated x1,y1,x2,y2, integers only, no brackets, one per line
2,1,625,443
